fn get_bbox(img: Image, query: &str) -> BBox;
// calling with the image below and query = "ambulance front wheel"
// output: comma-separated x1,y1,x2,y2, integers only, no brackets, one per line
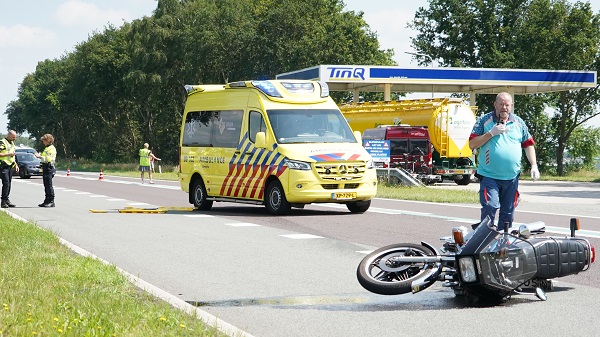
192,178,213,211
346,200,371,213
265,180,291,215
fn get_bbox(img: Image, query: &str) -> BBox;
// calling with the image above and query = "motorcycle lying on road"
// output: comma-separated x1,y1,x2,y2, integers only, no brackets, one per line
357,216,595,303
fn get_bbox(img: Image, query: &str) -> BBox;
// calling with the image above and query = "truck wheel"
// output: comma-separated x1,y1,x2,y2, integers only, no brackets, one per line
265,181,291,215
454,175,471,185
191,178,213,210
347,200,371,213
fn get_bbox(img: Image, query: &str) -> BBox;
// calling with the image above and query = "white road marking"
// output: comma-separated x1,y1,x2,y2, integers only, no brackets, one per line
225,222,261,227
280,234,324,239
356,250,373,254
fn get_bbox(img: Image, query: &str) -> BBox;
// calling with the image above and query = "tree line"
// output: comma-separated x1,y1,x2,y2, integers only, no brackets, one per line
4,0,600,175
5,0,394,164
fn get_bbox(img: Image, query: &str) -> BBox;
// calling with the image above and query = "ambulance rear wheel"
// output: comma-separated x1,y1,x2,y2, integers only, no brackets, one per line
265,181,291,215
192,178,213,211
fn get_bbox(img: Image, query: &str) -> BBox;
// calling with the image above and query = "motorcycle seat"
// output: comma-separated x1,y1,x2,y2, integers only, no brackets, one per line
534,238,588,279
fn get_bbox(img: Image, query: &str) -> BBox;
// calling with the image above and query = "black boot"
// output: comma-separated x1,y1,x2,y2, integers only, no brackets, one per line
39,200,55,207
5,200,16,207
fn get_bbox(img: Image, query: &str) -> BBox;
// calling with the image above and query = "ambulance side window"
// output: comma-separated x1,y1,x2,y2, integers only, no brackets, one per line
248,110,266,143
211,110,243,148
182,111,213,146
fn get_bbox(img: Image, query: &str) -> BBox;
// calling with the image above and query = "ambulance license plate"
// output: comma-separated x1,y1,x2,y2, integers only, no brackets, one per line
332,192,356,200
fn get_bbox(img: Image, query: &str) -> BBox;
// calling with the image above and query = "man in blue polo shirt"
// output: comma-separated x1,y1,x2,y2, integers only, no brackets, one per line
469,92,539,231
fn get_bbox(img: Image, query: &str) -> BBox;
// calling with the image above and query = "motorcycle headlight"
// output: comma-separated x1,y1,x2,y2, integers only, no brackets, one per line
285,159,311,171
459,257,477,282
366,159,374,169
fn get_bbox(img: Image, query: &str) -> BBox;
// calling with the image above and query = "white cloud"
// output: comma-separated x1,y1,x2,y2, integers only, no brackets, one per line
0,24,57,48
54,0,131,29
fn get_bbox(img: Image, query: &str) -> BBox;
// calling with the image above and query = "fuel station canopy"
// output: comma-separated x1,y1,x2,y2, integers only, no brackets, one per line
276,65,597,104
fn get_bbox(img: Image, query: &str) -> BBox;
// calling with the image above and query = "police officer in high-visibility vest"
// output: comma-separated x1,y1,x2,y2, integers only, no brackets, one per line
34,134,57,207
0,130,19,208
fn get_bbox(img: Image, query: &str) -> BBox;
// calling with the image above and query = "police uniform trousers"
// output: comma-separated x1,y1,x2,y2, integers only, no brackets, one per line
0,164,13,202
42,164,55,203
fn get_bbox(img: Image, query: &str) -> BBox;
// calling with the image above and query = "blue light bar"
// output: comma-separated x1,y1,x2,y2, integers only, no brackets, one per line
251,81,282,97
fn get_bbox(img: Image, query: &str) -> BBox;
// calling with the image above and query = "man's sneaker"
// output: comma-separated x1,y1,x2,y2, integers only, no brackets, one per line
5,200,16,207
1,202,8,208
38,202,55,208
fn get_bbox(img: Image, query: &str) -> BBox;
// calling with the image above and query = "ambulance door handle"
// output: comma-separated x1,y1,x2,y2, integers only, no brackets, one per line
235,151,252,156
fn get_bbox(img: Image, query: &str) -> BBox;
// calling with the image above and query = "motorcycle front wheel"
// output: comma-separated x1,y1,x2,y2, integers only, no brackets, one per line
357,243,436,295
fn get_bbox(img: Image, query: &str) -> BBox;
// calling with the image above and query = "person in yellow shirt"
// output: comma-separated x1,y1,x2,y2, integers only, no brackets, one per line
0,130,19,208
34,134,57,207
139,143,161,184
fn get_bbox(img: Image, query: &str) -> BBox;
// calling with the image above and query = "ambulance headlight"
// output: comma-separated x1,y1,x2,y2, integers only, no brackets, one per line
459,257,477,283
286,159,311,170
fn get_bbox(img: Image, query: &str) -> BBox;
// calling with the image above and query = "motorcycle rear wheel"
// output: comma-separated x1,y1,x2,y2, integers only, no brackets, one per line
357,243,436,295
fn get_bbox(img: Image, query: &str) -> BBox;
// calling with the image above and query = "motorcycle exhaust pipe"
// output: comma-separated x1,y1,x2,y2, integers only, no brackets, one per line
410,263,443,294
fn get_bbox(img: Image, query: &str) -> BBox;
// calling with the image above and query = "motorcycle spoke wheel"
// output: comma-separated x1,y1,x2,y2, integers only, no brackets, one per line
357,243,436,295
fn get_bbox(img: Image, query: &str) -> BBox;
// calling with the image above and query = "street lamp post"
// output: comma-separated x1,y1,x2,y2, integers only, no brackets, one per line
405,51,435,98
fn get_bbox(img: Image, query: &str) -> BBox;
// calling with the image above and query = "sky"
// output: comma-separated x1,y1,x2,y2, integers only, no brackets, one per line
2,0,600,134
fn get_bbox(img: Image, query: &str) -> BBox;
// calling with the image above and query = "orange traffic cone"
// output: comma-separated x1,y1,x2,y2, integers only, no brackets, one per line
66,168,71,177
99,169,104,180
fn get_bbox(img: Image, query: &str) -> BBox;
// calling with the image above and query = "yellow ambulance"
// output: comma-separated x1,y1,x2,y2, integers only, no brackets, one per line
179,80,377,214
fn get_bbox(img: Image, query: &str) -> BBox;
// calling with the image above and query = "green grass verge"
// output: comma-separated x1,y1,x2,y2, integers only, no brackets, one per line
376,183,480,203
0,214,225,336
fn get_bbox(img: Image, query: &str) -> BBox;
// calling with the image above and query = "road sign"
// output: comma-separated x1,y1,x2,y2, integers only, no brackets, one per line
363,140,390,163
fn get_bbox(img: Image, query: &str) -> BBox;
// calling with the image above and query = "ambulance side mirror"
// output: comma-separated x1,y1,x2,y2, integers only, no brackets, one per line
353,130,362,143
255,131,267,149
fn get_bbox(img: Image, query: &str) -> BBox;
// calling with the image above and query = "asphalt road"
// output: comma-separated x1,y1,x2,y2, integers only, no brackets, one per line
4,172,600,337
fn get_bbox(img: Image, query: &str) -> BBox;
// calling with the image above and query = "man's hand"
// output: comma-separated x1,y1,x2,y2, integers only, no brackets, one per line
489,124,507,136
530,165,540,181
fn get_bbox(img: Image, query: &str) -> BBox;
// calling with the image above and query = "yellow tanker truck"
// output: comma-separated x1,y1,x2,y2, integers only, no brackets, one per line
340,97,478,185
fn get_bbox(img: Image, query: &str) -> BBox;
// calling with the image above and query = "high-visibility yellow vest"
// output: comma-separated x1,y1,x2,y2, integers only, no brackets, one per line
139,148,151,166
0,139,16,167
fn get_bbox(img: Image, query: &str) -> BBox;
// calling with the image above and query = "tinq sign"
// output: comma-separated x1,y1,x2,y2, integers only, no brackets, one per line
326,66,367,81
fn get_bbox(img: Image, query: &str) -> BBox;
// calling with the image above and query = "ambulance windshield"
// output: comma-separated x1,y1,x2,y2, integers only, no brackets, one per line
267,109,356,144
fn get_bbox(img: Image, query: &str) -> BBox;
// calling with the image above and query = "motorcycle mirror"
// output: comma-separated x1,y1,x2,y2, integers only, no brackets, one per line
535,287,547,301
518,224,531,239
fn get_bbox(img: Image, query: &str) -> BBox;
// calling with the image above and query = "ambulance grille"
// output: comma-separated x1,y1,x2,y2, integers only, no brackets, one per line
314,162,365,181
321,183,361,189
